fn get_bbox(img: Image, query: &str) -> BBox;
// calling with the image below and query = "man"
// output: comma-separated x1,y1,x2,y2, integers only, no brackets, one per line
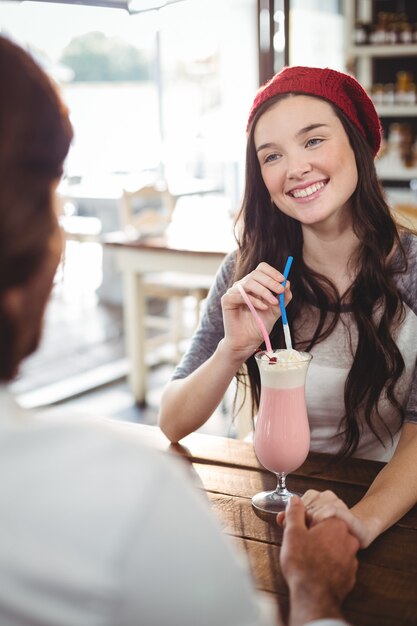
0,34,358,626
281,496,358,626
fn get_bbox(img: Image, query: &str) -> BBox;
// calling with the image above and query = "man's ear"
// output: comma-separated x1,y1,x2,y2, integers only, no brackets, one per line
1,286,25,322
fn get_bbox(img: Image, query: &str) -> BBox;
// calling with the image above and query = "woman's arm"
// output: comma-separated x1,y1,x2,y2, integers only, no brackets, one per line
158,338,247,443
349,421,417,544
297,422,417,548
159,262,291,443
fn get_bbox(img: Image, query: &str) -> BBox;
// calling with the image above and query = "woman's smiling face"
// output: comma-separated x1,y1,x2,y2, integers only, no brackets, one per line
254,95,358,232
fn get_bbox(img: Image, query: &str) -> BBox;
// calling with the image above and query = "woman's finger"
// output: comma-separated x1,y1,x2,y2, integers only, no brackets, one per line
222,290,268,310
256,261,286,284
232,278,281,307
301,489,320,508
310,501,348,524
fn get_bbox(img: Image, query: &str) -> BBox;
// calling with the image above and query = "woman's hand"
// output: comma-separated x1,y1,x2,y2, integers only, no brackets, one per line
277,490,373,548
220,262,292,362
302,490,372,549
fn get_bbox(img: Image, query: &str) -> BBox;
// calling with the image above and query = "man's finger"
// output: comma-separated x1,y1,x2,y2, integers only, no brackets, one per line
283,495,307,530
276,511,285,526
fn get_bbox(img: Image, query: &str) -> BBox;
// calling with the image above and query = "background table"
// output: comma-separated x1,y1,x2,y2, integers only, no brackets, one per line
122,423,417,626
105,235,228,404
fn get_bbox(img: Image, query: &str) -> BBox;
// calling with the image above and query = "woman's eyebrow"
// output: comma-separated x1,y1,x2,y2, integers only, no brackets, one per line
296,123,329,137
256,141,276,153
256,123,330,153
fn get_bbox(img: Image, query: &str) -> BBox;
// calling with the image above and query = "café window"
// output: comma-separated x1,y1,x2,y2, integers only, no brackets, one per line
0,0,259,210
257,0,346,85
288,0,346,70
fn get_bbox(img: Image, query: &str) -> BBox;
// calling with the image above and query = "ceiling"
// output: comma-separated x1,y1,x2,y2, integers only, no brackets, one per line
18,0,185,14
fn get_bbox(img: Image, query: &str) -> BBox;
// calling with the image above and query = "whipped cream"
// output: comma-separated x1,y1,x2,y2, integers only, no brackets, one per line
262,349,305,363
257,349,312,388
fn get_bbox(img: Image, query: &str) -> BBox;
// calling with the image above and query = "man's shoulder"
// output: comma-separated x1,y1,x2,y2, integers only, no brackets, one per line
29,410,170,479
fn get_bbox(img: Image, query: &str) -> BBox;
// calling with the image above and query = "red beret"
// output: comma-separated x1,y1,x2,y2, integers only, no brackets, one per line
247,66,382,156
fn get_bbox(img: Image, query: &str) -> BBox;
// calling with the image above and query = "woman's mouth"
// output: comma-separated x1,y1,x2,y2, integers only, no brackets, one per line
288,180,328,199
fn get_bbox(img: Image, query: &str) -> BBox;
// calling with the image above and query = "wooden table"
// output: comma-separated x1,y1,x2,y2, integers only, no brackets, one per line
105,234,229,404
118,423,417,626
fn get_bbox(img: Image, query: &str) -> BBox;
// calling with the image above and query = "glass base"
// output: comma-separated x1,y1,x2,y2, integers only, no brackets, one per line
252,488,301,514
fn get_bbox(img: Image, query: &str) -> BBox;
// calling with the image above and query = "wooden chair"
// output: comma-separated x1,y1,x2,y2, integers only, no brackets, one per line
58,199,103,288
119,183,176,238
119,184,213,393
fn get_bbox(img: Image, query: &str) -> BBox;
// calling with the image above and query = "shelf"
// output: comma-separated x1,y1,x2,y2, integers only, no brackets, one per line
376,161,417,181
376,105,417,116
347,3,417,185
349,44,417,58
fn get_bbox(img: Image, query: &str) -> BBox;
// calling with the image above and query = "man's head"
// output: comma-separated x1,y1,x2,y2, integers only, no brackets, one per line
0,36,73,380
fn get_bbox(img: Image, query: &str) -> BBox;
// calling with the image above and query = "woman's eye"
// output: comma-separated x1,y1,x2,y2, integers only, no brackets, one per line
264,153,281,163
305,137,322,148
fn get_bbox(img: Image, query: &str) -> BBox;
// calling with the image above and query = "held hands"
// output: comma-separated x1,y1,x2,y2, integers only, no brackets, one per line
221,262,292,362
303,489,374,549
278,489,372,549
279,496,359,626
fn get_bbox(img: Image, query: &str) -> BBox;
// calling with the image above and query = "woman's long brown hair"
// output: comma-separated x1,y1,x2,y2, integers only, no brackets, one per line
234,94,408,459
0,36,73,380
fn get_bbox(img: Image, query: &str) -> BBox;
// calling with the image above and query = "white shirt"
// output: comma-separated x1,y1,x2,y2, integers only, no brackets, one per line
0,386,348,626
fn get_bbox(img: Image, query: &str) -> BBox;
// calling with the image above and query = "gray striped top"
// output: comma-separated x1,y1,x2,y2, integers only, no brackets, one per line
173,233,417,461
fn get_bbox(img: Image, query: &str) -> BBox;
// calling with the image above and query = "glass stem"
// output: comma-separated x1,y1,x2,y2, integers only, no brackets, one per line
275,472,288,494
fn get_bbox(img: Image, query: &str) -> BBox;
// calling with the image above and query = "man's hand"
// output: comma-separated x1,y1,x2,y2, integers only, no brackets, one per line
279,496,359,626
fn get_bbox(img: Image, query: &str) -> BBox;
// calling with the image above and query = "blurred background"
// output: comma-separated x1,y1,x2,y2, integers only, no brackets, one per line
1,0,416,432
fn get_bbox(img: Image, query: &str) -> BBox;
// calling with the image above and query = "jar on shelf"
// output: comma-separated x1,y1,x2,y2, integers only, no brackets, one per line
395,71,413,105
385,17,398,44
412,141,417,167
382,83,395,105
387,13,402,43
390,124,415,168
379,123,404,171
395,86,407,105
398,21,413,44
353,21,368,45
388,123,403,147
400,125,415,167
371,83,384,106
406,83,417,105
369,13,388,44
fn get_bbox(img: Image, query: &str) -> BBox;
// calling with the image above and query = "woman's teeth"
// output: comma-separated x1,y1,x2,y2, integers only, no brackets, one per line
291,181,325,198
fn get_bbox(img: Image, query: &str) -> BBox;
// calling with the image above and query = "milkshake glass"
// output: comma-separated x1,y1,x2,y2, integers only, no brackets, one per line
252,349,312,514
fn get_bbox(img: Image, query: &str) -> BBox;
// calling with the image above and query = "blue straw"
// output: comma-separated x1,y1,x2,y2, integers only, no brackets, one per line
279,255,293,325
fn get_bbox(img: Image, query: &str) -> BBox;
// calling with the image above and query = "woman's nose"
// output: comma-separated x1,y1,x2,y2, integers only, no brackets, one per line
286,157,312,179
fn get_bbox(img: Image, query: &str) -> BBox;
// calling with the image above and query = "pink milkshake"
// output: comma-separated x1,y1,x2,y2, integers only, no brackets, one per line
252,349,312,515
254,385,310,474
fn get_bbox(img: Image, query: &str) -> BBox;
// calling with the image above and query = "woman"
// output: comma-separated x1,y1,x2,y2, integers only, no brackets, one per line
159,66,417,548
